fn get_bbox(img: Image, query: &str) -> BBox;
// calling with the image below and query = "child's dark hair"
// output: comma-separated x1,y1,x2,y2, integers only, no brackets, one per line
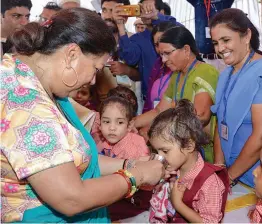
100,96,134,121
107,86,138,116
148,99,209,151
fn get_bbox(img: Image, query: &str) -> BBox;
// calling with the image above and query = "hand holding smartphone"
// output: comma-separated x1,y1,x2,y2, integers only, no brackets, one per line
117,5,141,17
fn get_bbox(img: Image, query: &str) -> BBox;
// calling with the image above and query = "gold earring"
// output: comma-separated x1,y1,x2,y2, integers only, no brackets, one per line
61,66,78,87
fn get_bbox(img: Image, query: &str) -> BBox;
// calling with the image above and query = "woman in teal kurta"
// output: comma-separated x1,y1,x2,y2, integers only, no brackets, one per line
1,8,163,223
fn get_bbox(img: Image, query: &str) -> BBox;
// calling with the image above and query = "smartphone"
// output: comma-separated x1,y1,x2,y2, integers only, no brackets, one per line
118,5,141,17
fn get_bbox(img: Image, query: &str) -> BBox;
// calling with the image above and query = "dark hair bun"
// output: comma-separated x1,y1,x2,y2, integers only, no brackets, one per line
175,99,196,114
9,22,45,56
8,8,116,57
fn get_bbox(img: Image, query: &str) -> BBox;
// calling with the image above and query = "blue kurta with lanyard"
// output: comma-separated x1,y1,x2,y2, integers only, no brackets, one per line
174,59,198,102
212,51,262,187
220,51,255,141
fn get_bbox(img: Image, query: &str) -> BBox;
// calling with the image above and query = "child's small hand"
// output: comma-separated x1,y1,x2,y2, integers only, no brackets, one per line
247,209,254,219
165,166,177,180
170,179,186,209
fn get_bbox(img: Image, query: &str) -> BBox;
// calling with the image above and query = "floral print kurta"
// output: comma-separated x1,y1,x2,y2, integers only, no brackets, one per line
1,54,92,222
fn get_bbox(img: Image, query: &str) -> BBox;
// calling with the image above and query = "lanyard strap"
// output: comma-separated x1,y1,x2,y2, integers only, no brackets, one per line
158,71,172,99
174,59,198,102
204,0,211,21
222,50,255,123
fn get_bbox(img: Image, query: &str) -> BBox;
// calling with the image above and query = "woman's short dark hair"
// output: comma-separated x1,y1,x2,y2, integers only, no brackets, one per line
9,8,116,56
160,26,203,61
209,8,261,55
148,99,209,151
151,21,177,39
107,86,138,116
100,96,134,121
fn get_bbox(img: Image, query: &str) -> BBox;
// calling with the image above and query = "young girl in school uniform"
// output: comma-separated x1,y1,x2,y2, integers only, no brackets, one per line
95,95,149,159
94,95,151,221
148,99,229,223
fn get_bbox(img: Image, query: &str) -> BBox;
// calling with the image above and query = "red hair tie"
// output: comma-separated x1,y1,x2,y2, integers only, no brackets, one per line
42,19,53,28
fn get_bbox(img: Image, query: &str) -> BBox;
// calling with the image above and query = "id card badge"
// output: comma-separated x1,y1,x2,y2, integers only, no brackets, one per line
205,27,211,38
221,122,228,141
153,100,160,108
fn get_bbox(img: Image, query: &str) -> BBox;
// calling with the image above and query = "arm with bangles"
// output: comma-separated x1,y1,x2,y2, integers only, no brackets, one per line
28,159,163,217
227,104,262,182
98,153,151,176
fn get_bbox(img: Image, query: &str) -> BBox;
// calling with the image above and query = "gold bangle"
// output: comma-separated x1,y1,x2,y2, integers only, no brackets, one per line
117,169,138,198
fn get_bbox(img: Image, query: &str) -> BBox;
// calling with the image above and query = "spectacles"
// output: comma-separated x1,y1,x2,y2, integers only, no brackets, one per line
160,49,177,58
